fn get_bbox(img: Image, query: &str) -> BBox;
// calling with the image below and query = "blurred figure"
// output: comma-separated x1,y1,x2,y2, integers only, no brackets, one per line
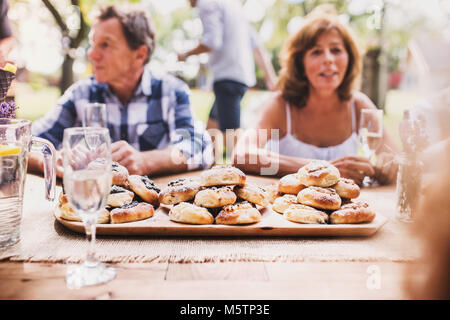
0,0,14,68
404,132,450,299
178,0,277,158
232,10,398,185
410,87,450,169
29,5,214,177
399,86,450,299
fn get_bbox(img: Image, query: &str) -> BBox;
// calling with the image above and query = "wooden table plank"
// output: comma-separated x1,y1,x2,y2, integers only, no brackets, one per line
0,261,409,299
165,262,268,281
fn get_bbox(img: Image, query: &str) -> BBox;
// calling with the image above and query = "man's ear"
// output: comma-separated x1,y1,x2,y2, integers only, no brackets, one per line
135,45,148,64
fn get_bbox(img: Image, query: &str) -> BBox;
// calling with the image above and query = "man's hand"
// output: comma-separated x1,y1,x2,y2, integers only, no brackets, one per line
111,140,149,176
330,156,375,186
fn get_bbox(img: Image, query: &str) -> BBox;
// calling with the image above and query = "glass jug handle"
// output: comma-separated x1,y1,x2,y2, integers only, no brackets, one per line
31,137,56,201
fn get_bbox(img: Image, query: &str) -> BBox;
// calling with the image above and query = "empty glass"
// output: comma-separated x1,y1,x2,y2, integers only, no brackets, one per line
82,103,106,128
62,127,115,288
358,109,383,187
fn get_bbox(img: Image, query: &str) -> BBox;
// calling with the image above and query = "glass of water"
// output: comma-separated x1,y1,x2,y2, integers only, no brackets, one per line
82,103,106,128
62,127,115,288
358,109,383,187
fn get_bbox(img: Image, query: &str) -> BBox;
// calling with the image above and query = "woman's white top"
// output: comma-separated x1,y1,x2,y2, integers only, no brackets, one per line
266,100,359,160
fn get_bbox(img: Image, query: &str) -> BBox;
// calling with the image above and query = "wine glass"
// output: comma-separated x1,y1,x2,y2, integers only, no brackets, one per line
358,109,383,187
62,127,116,289
82,102,106,128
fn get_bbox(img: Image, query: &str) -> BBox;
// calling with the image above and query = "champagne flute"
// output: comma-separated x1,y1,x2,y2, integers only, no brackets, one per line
62,127,116,289
358,109,383,187
82,102,106,128
82,103,107,150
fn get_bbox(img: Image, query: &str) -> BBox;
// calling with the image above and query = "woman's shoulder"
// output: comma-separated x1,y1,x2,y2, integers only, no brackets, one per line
256,91,289,130
352,91,378,112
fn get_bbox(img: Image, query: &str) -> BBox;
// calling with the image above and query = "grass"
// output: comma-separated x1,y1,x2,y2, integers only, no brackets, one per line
14,82,425,149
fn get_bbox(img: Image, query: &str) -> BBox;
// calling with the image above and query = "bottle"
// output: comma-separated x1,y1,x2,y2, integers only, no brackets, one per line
396,110,426,222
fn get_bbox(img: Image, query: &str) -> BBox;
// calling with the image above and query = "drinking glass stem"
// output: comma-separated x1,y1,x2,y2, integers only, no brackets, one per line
83,218,98,267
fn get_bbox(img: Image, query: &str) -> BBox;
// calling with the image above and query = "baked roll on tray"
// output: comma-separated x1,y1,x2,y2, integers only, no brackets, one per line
159,178,201,205
215,201,262,225
128,175,160,208
168,202,214,225
297,160,340,187
110,201,155,224
200,165,246,187
273,161,376,224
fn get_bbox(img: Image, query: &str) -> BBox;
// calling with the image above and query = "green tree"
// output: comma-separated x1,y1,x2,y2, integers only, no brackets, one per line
41,0,89,93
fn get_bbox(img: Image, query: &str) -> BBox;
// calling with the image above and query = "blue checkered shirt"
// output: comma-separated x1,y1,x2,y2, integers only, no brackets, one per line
31,68,214,171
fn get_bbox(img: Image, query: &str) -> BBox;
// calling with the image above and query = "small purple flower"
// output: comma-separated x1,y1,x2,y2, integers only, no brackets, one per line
0,101,18,119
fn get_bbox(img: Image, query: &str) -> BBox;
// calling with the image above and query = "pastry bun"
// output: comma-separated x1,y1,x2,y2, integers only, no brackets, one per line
272,194,298,214
200,165,246,187
297,186,342,210
215,201,261,225
110,201,155,224
332,178,360,199
284,203,328,224
329,201,376,224
194,186,237,208
159,178,201,205
127,175,160,208
169,202,214,225
297,160,340,187
278,173,305,195
235,183,270,207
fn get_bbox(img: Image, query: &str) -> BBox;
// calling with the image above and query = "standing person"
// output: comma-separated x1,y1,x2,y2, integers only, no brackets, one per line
178,0,277,157
29,5,214,178
0,0,14,68
232,13,399,185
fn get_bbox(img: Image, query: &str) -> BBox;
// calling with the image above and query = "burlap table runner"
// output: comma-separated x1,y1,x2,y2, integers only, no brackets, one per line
0,174,422,263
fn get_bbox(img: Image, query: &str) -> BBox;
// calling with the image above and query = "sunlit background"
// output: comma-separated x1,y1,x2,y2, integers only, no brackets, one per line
6,0,450,136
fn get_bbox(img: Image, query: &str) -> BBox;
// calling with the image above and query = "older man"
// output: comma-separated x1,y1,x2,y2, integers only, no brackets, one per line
30,5,214,177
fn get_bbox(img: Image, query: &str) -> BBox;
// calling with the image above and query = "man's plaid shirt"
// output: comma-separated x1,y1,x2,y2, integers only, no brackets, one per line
31,67,214,171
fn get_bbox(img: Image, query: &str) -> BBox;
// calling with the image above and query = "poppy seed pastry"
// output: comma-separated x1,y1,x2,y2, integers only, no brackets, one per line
200,165,246,187
278,173,306,195
111,162,129,188
329,201,376,224
159,178,201,205
235,183,270,207
215,201,261,225
272,194,298,214
169,202,214,225
58,192,110,223
127,175,160,208
332,178,360,199
284,203,329,224
107,185,134,207
110,201,155,224
297,186,342,210
297,160,340,187
194,186,237,208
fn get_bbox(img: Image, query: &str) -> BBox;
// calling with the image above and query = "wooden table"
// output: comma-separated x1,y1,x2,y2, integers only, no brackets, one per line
0,171,414,300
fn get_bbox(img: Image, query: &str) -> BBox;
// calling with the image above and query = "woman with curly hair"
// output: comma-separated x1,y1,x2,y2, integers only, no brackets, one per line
233,12,398,185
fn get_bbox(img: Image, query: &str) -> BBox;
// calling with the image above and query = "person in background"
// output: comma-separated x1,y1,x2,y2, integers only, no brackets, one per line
404,128,450,299
29,5,214,178
232,10,399,185
0,0,14,68
178,0,277,158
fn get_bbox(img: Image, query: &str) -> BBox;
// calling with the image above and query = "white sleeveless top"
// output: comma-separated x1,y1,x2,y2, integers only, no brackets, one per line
266,100,359,160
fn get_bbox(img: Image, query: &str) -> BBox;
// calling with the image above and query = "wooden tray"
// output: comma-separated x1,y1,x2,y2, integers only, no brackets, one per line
54,204,387,237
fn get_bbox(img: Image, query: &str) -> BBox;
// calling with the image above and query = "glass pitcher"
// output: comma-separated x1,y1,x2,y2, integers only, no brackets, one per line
0,118,56,249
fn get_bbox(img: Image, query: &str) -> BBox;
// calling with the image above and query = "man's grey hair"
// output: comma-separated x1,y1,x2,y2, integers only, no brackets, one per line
97,5,156,64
